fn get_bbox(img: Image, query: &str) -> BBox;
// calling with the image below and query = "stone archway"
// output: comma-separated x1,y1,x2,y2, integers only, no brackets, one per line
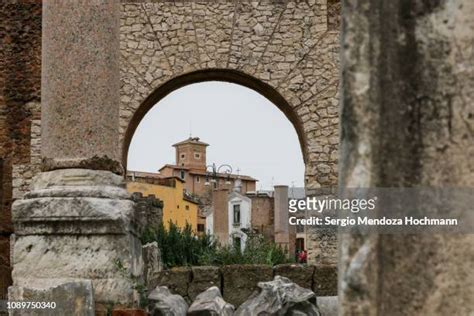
121,69,308,169
119,1,341,189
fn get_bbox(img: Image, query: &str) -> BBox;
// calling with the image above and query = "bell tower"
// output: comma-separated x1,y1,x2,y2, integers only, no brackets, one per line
173,137,208,170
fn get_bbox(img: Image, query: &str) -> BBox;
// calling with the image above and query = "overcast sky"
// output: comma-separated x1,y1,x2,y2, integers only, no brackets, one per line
127,82,304,190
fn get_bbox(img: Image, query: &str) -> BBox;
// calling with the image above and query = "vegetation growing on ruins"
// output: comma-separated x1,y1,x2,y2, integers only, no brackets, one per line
141,222,292,268
114,259,148,309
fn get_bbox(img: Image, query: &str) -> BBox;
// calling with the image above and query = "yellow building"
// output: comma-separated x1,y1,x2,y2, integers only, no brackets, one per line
127,171,200,231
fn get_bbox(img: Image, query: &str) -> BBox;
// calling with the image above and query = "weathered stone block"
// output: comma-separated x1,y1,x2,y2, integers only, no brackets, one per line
8,280,94,316
234,276,319,315
12,197,136,235
273,264,314,289
12,234,140,304
155,267,191,299
317,296,338,316
221,264,273,308
188,286,234,316
188,266,221,301
148,286,188,316
30,169,125,191
313,264,337,296
143,242,162,291
10,169,143,305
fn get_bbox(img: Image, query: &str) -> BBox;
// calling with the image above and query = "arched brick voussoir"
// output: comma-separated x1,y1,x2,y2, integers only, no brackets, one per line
120,3,174,87
277,32,340,98
250,1,329,88
140,2,202,75
190,2,235,69
227,1,288,74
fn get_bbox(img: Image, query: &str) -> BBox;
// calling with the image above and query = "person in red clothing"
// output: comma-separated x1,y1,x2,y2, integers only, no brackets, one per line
298,250,307,263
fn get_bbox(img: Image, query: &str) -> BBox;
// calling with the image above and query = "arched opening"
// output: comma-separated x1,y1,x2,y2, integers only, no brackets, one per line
124,69,309,264
122,69,308,170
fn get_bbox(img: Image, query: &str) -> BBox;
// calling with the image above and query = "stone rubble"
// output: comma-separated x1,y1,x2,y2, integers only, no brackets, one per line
148,286,189,316
187,286,234,316
234,276,320,316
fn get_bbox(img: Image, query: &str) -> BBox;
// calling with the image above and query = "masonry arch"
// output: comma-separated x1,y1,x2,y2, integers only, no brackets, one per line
119,0,340,189
122,69,308,170
119,0,340,265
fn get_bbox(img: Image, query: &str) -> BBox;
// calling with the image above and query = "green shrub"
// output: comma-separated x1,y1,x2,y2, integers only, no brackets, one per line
141,221,217,268
198,234,292,266
141,222,293,268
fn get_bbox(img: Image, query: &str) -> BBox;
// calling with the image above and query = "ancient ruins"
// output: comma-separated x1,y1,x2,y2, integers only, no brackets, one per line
0,0,473,315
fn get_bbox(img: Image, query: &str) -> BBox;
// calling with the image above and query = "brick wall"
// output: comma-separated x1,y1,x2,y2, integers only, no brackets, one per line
0,2,42,298
249,195,274,241
211,189,230,245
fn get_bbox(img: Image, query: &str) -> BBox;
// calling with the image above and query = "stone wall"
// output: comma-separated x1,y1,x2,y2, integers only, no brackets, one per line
153,264,337,307
0,1,42,299
119,1,340,190
131,192,164,230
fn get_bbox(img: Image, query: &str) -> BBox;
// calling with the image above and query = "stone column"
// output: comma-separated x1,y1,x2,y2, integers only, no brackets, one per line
9,0,143,310
340,1,474,315
41,0,121,173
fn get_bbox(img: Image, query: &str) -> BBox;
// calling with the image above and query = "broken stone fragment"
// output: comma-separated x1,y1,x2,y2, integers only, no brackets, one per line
273,263,315,289
317,296,338,316
142,242,163,290
187,286,234,316
234,276,320,316
148,286,188,316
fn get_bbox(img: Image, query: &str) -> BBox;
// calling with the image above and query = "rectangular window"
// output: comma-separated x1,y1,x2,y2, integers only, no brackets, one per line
233,204,241,224
185,205,189,210
180,170,185,179
196,176,200,183
194,152,201,159
197,224,205,232
296,238,305,252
